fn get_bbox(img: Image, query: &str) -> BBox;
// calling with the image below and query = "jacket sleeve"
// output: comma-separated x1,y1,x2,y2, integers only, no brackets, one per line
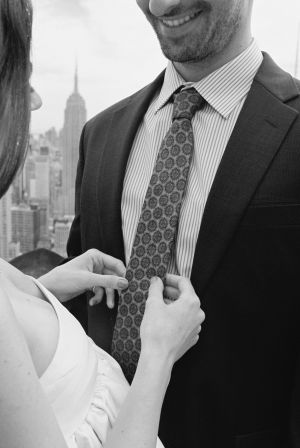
66,123,87,259
289,345,300,447
63,124,88,330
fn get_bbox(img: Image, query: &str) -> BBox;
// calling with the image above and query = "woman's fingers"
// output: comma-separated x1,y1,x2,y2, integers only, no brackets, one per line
148,275,197,302
103,257,126,277
88,249,126,277
89,287,118,309
165,273,180,289
148,277,164,301
165,274,196,298
85,270,128,307
89,286,104,306
163,286,180,301
84,272,128,292
106,288,115,309
165,274,193,291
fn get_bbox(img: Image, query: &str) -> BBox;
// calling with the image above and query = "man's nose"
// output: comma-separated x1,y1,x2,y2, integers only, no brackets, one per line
149,0,181,17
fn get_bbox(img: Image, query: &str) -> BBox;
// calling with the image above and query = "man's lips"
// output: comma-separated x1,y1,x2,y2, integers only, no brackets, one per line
159,10,203,28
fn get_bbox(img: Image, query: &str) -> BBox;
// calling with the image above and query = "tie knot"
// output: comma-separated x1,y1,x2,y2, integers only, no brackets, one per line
172,87,205,121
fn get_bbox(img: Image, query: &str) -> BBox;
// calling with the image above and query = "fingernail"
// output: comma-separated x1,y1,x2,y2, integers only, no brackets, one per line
150,276,158,284
118,278,128,289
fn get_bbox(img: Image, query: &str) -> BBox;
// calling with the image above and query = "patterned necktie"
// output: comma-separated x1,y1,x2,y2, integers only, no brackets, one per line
112,87,205,382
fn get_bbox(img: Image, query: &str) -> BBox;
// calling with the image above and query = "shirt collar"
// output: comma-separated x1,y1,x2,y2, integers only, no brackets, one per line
154,40,263,119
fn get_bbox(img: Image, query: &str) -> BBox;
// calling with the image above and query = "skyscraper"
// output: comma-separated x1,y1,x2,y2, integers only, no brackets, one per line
11,204,41,254
61,66,87,215
0,187,12,260
35,146,50,201
53,218,72,257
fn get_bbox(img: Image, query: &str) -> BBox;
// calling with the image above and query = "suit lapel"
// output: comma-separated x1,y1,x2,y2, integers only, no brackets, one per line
191,55,299,295
96,54,299,294
97,72,165,262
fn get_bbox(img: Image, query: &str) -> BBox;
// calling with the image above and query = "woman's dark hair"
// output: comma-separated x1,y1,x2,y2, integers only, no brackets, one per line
0,0,32,198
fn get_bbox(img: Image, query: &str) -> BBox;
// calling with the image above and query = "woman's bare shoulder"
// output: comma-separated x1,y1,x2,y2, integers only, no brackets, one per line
0,272,26,358
0,266,59,378
0,271,67,448
0,258,33,290
0,258,46,302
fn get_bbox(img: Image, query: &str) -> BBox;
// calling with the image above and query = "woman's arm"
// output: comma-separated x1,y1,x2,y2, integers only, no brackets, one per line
0,258,45,300
39,249,128,304
0,272,203,448
0,250,128,306
105,276,204,448
0,273,68,448
106,351,172,448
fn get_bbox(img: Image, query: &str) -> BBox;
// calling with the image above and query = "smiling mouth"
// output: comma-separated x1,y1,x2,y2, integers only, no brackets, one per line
160,10,202,28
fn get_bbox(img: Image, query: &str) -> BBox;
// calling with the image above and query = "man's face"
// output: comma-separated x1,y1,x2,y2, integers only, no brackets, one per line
137,0,249,63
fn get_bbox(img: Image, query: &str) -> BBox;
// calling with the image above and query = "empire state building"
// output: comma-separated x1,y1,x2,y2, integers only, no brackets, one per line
62,67,87,216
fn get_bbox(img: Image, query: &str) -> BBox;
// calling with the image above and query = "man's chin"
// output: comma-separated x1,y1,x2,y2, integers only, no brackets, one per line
159,42,202,64
154,30,206,64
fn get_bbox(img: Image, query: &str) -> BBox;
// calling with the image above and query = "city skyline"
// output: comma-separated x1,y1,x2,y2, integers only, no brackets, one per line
31,0,300,134
0,66,86,261
62,66,87,215
2,2,300,261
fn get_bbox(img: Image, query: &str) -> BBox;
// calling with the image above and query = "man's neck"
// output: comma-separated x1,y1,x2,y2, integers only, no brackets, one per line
173,34,253,82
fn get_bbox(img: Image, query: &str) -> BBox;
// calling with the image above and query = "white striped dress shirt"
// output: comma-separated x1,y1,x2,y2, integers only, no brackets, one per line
122,41,263,278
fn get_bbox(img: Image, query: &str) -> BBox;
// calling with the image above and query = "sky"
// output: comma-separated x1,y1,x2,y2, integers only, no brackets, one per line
31,0,300,133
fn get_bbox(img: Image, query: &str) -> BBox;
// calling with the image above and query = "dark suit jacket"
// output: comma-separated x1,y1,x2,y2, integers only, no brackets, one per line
67,53,300,448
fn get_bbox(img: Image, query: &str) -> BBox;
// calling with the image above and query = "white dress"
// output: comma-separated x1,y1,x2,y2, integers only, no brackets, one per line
33,279,164,448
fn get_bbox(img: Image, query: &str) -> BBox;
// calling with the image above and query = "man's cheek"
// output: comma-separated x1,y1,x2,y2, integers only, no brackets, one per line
136,0,150,13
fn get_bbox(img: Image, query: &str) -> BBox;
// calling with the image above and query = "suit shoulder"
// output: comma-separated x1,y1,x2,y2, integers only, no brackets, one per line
292,76,300,93
287,76,300,112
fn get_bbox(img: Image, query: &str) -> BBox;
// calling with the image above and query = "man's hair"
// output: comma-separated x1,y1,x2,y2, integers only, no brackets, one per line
0,0,32,198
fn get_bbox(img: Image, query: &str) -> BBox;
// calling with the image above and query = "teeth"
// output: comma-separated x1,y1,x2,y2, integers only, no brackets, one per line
162,11,200,28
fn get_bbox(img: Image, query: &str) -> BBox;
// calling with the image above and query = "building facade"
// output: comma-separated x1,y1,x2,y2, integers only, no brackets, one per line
61,67,87,216
53,218,72,257
11,204,41,254
0,187,12,260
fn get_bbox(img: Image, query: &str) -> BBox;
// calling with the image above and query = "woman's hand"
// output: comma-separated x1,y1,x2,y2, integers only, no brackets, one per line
39,249,128,303
140,275,205,366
